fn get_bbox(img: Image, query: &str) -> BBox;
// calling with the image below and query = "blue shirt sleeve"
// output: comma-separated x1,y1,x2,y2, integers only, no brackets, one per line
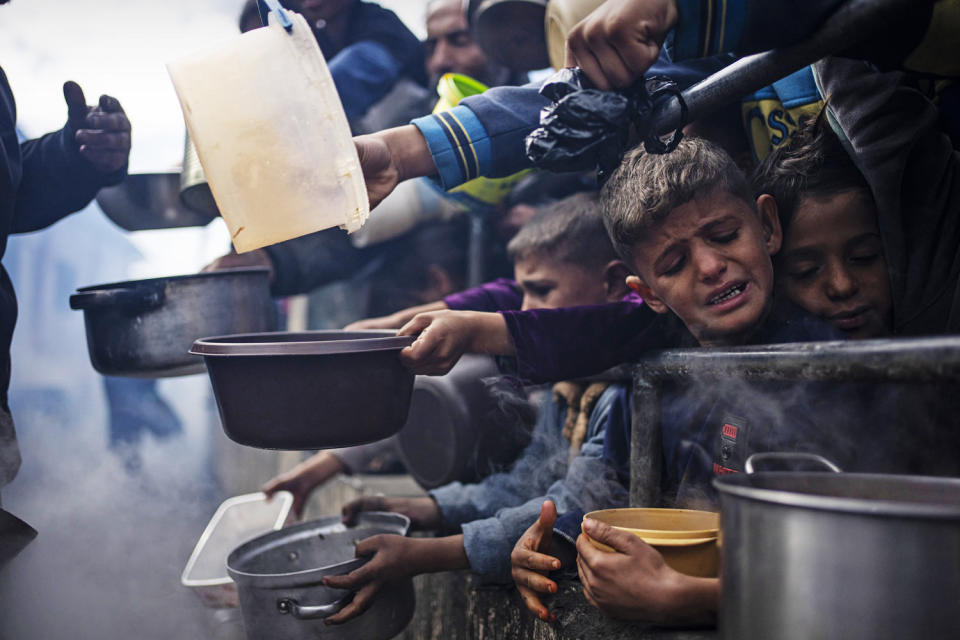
411,83,548,190
459,385,632,583
429,391,566,527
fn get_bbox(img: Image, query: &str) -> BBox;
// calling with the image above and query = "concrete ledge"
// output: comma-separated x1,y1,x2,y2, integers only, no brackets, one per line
399,570,717,640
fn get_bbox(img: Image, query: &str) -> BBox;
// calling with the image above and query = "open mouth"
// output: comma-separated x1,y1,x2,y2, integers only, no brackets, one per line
708,282,747,306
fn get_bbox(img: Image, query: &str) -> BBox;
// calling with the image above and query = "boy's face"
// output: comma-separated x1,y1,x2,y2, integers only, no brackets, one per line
626,186,782,345
777,190,892,339
514,251,615,311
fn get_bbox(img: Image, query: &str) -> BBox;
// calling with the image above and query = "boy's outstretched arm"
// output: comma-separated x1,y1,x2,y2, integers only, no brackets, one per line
262,451,347,517
397,310,515,375
576,518,718,625
322,534,469,624
341,495,444,531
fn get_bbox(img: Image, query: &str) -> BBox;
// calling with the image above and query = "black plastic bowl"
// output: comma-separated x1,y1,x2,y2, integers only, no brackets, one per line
190,331,415,450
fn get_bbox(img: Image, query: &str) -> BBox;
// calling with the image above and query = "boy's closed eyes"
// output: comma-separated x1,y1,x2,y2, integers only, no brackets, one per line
624,186,782,347
776,190,892,339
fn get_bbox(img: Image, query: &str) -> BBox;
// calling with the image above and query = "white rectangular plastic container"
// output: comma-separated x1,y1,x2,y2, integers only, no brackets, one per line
167,12,368,253
181,491,294,608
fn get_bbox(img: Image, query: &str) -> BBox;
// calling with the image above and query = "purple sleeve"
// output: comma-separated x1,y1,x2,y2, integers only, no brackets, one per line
500,298,677,384
443,278,523,312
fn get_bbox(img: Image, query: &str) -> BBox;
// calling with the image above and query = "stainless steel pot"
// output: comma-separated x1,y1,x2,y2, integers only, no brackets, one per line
179,133,220,217
226,512,414,640
714,453,960,640
70,268,276,377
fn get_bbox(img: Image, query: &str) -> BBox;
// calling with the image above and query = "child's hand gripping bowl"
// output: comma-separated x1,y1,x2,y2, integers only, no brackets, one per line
397,310,515,375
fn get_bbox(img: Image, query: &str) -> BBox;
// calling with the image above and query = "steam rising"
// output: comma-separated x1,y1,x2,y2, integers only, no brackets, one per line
0,379,231,640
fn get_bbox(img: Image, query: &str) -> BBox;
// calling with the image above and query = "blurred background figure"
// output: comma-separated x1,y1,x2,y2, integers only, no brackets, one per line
424,0,520,89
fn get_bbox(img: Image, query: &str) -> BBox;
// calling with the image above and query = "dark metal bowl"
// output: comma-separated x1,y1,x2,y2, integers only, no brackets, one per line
191,331,416,450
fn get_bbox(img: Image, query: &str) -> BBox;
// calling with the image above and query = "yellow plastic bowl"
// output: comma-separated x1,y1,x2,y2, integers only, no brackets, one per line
582,508,720,578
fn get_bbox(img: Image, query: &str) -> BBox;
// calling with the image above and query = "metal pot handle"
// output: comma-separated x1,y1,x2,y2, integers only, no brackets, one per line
745,452,842,474
276,594,351,620
69,285,165,314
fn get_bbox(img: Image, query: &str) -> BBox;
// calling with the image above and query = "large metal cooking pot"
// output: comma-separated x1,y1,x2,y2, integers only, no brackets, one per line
714,453,960,639
227,512,414,640
179,133,220,218
70,268,276,377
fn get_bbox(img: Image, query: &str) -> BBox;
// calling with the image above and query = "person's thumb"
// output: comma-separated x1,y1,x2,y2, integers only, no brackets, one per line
538,500,558,531
62,81,88,126
397,313,431,338
291,495,306,519
582,517,637,554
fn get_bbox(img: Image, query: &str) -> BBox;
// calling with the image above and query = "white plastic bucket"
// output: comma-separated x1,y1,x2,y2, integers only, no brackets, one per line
167,12,368,253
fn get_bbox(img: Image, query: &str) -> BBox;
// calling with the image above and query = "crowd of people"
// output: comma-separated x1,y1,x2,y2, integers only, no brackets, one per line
0,0,957,633
263,0,957,627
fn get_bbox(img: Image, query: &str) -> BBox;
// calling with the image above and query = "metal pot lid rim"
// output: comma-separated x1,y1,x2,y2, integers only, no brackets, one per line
713,472,960,519
75,267,271,292
227,512,411,581
191,332,415,356
227,555,367,583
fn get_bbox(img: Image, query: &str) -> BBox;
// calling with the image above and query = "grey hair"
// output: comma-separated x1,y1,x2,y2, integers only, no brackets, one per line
506,191,617,268
600,137,754,262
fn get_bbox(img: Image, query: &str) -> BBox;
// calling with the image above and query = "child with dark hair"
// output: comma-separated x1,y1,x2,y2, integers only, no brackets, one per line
753,114,892,340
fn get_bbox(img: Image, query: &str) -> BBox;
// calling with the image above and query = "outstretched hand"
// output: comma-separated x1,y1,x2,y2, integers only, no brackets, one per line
354,124,436,210
321,534,419,625
576,517,718,624
261,450,346,517
355,133,400,210
202,249,275,281
342,495,443,531
321,534,468,625
63,80,131,174
565,0,678,90
511,500,562,622
397,310,513,375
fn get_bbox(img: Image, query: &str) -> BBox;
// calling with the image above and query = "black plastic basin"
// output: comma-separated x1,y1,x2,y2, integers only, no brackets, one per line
191,331,415,450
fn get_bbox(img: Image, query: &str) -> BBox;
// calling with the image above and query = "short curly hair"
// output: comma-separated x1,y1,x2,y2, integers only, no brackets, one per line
507,192,616,269
751,114,872,236
600,137,754,263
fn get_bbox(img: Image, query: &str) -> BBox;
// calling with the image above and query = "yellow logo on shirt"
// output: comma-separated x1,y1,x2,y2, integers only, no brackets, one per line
742,99,824,162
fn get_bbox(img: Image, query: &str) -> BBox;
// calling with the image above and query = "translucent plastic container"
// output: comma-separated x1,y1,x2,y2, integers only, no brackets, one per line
167,12,368,253
181,491,294,608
